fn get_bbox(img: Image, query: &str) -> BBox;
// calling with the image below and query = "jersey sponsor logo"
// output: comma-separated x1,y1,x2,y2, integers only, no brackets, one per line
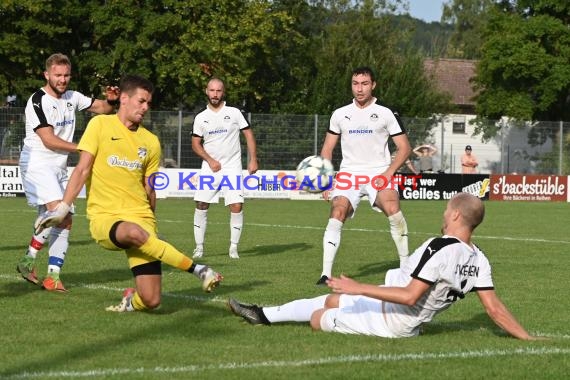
55,119,74,127
107,155,143,170
208,129,228,135
348,128,372,134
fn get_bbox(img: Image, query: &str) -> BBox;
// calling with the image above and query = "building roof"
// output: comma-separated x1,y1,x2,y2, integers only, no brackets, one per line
424,59,478,109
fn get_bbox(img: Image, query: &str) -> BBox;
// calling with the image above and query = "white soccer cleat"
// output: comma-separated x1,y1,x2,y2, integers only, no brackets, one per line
192,247,204,259
199,267,223,293
229,245,240,259
106,288,136,312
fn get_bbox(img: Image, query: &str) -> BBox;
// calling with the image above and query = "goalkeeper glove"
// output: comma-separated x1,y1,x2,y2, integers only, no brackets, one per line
34,202,71,234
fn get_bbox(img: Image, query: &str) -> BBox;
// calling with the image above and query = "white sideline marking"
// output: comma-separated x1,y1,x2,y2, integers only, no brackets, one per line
8,347,570,379
161,219,570,245
244,222,570,245
6,208,568,244
0,274,227,304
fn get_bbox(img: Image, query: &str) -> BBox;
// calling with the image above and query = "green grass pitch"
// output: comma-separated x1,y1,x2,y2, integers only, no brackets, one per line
1,197,569,379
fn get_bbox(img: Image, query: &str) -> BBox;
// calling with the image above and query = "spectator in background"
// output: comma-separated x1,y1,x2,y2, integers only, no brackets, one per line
461,145,479,174
391,153,418,175
413,144,437,173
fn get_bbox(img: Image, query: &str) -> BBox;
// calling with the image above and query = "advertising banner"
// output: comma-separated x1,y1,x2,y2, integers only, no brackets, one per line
397,173,490,200
0,165,24,198
489,174,567,202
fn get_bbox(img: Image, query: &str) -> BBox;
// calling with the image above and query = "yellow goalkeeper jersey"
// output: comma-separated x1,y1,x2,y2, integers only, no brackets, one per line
77,114,161,219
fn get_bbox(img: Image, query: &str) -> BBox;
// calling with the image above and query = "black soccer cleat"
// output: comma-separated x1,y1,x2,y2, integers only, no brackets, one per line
228,298,270,325
315,275,330,286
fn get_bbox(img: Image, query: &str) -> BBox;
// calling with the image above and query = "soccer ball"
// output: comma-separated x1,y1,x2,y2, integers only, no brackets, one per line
295,155,334,193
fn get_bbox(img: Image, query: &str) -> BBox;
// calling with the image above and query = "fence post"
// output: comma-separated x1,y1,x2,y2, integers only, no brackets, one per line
558,120,564,175
314,114,318,155
439,115,445,172
177,110,182,167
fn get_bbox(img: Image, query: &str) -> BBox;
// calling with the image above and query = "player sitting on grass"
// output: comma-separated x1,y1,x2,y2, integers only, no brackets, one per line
34,75,222,312
229,193,542,340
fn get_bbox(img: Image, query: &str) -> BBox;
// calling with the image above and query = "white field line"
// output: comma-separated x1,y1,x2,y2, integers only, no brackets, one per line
4,208,568,245
226,221,570,245
7,347,570,379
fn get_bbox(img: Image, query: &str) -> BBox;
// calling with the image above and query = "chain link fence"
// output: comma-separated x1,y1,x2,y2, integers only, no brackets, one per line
1,106,568,175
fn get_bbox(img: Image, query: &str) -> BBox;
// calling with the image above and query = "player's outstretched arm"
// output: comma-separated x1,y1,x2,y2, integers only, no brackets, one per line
327,275,429,306
88,86,120,115
477,289,542,340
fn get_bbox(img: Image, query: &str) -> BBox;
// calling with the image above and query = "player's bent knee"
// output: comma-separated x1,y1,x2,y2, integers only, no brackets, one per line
138,292,161,310
324,294,340,309
310,309,325,331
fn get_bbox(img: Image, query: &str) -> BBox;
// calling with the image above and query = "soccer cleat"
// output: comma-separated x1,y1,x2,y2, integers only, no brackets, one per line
105,288,136,312
192,247,204,259
199,267,223,293
229,245,240,259
315,275,330,286
42,272,67,292
17,255,39,285
228,298,270,325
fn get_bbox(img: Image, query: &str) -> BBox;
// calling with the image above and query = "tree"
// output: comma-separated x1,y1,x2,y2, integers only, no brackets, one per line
441,0,494,59
0,0,93,101
305,0,451,118
474,0,570,124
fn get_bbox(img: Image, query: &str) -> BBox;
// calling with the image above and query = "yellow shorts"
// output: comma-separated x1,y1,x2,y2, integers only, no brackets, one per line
89,215,159,269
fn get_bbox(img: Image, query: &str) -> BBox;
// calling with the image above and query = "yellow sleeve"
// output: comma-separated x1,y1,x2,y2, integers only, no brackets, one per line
77,116,102,156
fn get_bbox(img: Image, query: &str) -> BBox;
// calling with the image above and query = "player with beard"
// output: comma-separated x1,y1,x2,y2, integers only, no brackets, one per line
191,78,258,260
17,53,119,291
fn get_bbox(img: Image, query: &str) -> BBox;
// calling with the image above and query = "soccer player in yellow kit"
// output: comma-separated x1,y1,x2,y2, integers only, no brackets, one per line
35,75,222,312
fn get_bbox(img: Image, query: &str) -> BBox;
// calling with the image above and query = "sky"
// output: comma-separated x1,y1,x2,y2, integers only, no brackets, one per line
406,0,448,23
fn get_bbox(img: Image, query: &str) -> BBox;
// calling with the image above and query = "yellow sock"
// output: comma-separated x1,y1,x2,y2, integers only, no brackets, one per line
131,292,148,311
139,235,193,271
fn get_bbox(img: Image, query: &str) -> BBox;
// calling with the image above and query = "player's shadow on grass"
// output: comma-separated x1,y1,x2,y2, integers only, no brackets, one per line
421,312,503,337
63,268,133,285
354,260,398,278
240,242,313,257
0,239,94,252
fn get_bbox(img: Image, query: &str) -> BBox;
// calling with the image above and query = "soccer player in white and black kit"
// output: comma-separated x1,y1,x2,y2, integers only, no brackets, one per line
228,193,541,340
316,66,412,285
17,53,119,291
191,78,258,259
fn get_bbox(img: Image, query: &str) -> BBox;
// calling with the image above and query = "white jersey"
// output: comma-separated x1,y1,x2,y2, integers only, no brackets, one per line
20,88,94,169
192,102,249,171
383,236,494,337
329,98,406,173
